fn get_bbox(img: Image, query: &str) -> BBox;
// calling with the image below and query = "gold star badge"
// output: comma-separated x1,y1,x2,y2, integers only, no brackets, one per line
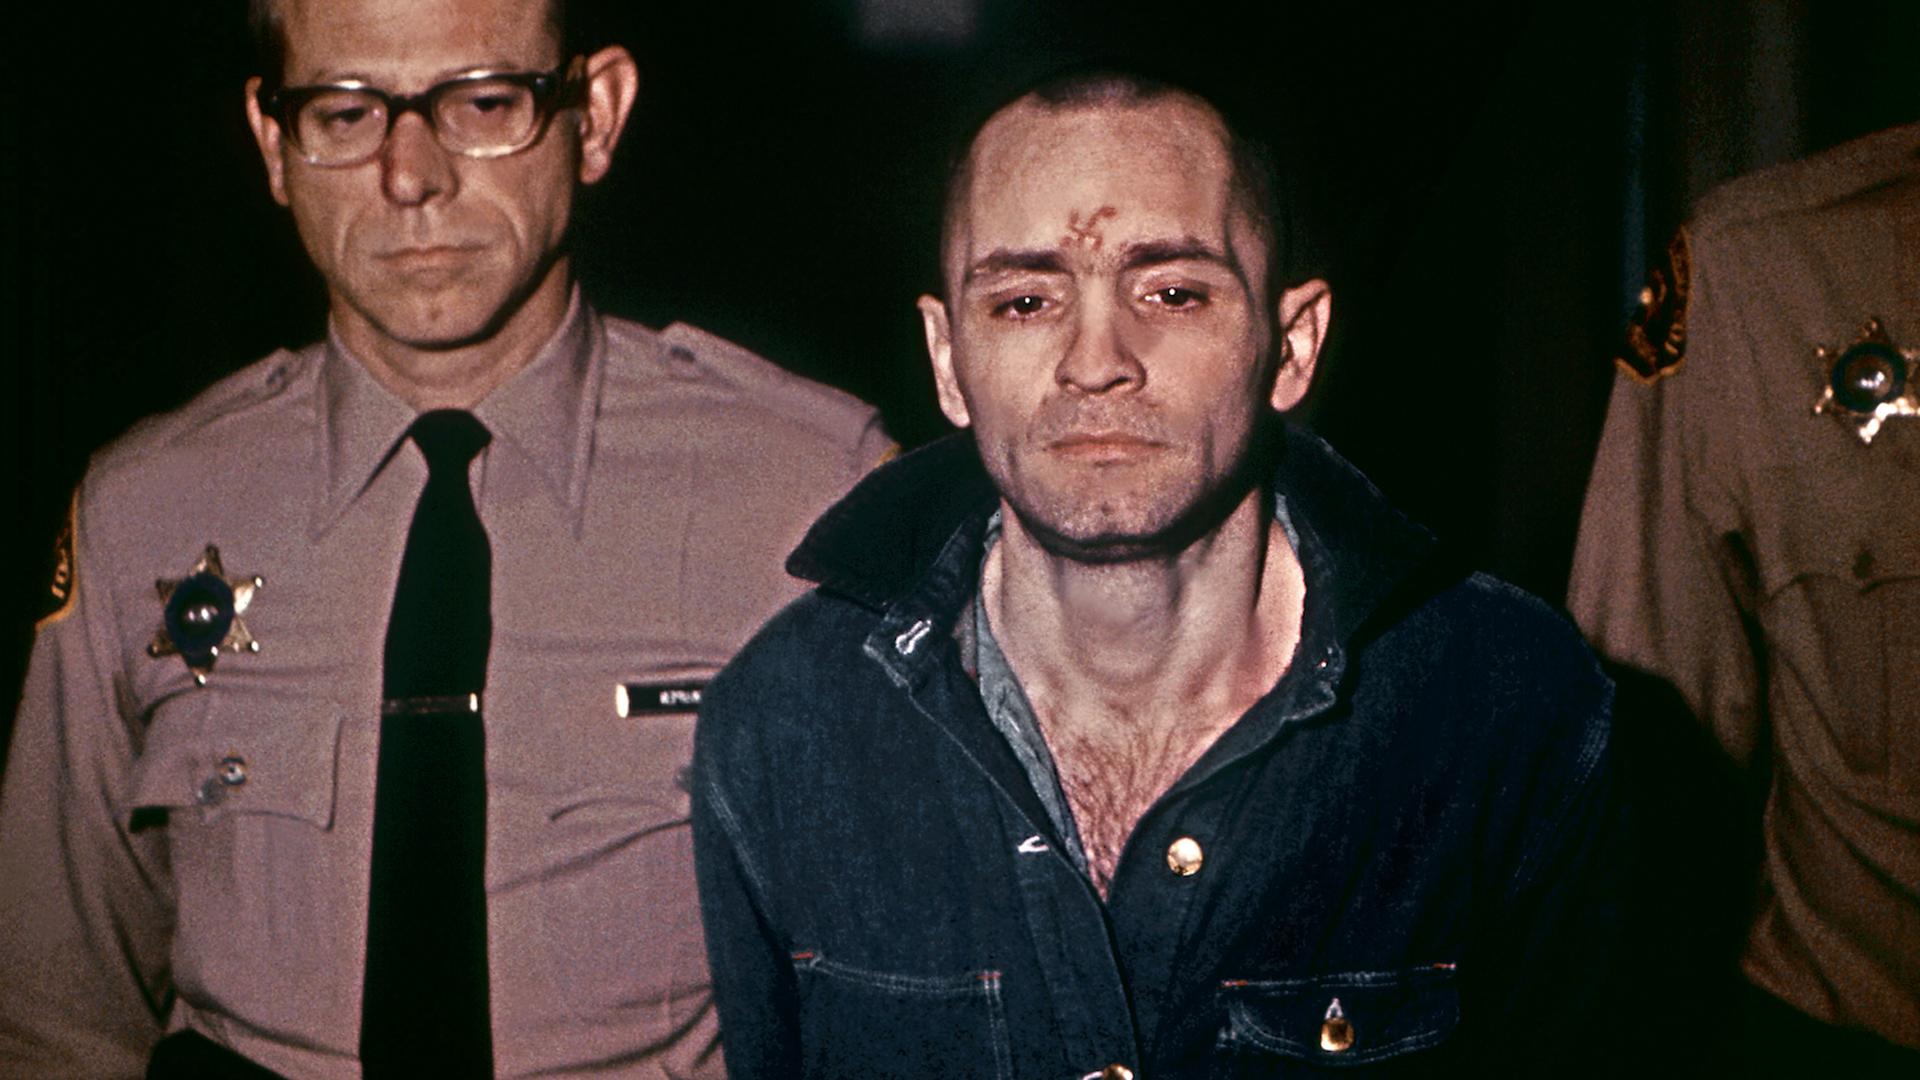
1814,318,1919,444
148,545,263,685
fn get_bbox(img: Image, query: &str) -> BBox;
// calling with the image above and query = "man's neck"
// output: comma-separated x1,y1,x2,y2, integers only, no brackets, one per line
985,490,1303,719
333,262,574,412
983,487,1305,894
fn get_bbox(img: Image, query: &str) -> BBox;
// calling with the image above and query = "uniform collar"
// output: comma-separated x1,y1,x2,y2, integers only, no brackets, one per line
311,288,602,538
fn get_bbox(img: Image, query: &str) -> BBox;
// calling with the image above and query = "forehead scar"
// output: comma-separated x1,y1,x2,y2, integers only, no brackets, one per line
1061,207,1119,250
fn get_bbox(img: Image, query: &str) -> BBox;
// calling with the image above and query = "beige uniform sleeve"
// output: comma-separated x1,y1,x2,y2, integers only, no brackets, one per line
1568,231,1768,767
0,486,173,1080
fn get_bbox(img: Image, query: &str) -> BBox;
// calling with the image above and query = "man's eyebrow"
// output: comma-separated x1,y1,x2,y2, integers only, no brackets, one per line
294,61,535,89
1120,239,1236,271
964,249,1069,283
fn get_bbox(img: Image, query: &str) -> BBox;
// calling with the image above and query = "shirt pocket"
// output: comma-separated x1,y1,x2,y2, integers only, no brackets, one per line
524,701,711,1019
127,689,343,828
125,690,345,1015
791,951,1013,1080
1770,530,1920,780
1215,967,1459,1072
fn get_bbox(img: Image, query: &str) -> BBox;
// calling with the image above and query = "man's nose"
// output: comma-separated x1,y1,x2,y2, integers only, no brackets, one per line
380,111,458,206
1055,295,1146,395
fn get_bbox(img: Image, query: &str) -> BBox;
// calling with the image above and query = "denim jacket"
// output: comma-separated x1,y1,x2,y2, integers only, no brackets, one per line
692,427,1623,1078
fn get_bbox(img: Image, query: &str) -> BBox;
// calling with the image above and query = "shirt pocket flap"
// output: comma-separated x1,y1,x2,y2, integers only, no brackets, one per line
127,690,344,829
1769,490,1920,599
1220,966,1459,1066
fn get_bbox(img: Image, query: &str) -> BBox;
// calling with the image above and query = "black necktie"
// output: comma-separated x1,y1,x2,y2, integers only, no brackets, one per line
362,409,494,1079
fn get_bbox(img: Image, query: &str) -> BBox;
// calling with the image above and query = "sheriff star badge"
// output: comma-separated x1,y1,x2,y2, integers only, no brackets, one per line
148,545,263,685
1814,318,1920,444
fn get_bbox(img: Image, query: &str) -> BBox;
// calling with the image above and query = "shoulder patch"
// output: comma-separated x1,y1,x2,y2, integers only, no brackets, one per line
36,492,78,627
1619,229,1691,383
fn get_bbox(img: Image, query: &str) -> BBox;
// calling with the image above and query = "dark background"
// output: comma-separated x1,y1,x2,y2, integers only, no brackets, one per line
0,0,1915,1060
4,0,1916,780
7,0,1915,724
8,0,1918,690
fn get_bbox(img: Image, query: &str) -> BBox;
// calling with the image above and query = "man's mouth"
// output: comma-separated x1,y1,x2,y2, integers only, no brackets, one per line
1048,431,1163,463
378,245,483,273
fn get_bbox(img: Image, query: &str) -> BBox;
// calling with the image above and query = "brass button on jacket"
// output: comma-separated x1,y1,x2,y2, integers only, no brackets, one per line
1321,998,1355,1052
1166,837,1203,876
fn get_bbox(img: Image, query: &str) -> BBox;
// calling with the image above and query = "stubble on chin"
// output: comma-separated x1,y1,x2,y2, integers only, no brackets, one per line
993,450,1201,565
990,418,1273,567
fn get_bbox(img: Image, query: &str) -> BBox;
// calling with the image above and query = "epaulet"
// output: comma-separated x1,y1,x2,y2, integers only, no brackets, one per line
1691,120,1920,232
45,346,311,629
1617,122,1920,384
634,319,880,435
90,345,316,477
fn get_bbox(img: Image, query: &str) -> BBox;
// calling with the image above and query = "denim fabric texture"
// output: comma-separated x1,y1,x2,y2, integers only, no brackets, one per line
692,426,1624,1078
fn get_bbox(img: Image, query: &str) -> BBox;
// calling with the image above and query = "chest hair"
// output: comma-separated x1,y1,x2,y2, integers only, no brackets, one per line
1045,709,1233,897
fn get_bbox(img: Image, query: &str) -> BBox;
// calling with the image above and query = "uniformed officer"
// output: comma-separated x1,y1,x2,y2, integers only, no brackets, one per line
0,0,891,1077
1572,122,1920,1075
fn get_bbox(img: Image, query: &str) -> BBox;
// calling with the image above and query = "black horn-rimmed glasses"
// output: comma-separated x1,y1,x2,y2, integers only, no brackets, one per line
259,57,585,168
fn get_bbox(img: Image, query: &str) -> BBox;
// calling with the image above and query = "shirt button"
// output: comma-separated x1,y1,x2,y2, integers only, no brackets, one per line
218,756,248,787
1166,837,1203,876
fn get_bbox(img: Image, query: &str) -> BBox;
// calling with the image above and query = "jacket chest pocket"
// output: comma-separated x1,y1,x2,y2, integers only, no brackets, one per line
1214,967,1458,1074
791,952,1013,1080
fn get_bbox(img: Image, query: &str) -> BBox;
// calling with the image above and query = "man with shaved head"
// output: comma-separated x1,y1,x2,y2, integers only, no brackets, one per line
692,71,1626,1076
0,0,890,1077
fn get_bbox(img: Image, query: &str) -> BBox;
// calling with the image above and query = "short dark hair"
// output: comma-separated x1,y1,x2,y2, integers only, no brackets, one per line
248,0,588,86
247,0,286,83
938,65,1317,304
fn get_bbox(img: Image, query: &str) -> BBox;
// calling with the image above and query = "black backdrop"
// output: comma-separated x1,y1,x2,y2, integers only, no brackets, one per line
1,0,1914,754
3,1,1919,1059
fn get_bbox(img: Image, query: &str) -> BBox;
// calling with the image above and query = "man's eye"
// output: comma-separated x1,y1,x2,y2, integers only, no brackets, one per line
998,295,1049,318
1147,286,1206,308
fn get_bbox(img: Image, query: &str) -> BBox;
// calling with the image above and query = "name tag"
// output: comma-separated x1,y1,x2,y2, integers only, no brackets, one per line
615,681,706,717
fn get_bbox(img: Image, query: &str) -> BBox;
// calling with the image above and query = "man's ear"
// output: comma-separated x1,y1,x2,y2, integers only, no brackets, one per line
1271,278,1331,412
577,45,640,185
244,77,290,207
918,294,971,429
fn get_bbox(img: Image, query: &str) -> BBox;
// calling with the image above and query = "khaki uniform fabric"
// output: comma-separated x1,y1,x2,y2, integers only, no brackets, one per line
1571,123,1920,1048
0,294,892,1079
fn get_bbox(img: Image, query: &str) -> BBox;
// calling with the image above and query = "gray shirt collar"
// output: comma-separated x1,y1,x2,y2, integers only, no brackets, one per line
313,286,600,538
961,510,1091,877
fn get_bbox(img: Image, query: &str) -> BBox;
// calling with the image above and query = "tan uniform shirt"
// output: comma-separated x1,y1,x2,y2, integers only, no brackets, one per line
0,294,892,1079
1570,123,1920,1048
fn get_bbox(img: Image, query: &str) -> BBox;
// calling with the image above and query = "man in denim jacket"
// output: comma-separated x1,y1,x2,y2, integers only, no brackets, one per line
692,70,1624,1077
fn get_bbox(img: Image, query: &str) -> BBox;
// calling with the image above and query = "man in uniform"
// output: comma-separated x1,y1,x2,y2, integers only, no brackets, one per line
0,0,890,1077
1571,123,1920,1074
692,71,1623,1077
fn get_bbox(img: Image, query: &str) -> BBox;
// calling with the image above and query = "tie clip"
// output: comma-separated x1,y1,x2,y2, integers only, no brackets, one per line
381,693,481,717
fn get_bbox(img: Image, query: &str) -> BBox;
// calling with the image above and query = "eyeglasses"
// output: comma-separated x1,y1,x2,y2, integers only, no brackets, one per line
260,58,585,168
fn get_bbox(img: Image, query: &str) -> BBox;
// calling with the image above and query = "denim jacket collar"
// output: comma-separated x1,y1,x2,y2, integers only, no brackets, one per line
777,423,1459,908
787,423,1438,643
